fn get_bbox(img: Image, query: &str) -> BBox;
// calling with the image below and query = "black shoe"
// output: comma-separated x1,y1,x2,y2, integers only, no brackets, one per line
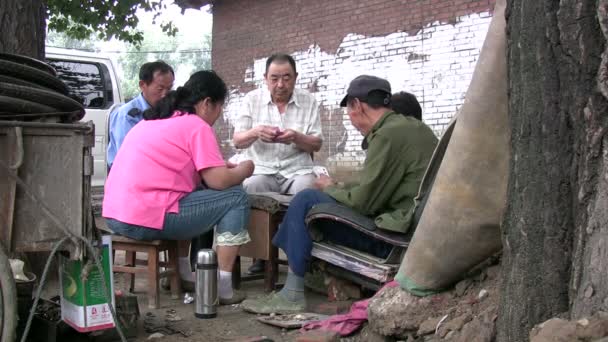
160,278,195,292
247,259,266,275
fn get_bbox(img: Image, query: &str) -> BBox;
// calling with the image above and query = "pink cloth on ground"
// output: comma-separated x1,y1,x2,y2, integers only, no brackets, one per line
301,280,398,336
102,112,226,229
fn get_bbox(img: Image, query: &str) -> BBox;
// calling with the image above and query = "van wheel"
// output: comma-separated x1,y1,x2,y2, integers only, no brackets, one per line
0,82,84,119
0,60,68,95
0,52,57,76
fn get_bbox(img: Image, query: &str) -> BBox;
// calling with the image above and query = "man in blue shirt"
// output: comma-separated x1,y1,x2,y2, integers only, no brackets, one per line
107,61,175,171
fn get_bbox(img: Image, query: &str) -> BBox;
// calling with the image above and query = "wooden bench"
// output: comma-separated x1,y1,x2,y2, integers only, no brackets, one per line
233,193,292,292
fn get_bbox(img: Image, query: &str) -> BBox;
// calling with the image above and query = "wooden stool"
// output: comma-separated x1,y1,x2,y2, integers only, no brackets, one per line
233,193,291,292
111,236,181,309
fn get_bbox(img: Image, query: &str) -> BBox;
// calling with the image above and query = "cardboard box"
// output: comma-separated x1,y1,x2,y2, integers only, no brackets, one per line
59,235,115,332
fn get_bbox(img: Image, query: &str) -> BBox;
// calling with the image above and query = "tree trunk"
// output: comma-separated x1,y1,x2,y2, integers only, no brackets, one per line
0,0,46,58
498,0,608,341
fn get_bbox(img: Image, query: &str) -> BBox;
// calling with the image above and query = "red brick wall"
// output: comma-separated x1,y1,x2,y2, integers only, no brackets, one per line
212,0,494,87
210,0,496,176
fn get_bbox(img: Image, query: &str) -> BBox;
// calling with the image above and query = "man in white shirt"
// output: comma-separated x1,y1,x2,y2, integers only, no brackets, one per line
233,53,323,273
233,53,322,193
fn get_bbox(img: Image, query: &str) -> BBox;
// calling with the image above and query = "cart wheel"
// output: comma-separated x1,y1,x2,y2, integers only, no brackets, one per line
0,244,16,342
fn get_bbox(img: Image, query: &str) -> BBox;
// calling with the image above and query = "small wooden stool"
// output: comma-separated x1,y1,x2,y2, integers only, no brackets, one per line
110,236,181,309
233,193,291,292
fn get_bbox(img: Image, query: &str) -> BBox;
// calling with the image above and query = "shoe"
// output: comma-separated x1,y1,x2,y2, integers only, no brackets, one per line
247,259,266,275
220,289,247,305
241,292,306,314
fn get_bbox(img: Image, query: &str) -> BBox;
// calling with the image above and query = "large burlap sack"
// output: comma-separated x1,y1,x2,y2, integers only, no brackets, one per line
396,0,508,295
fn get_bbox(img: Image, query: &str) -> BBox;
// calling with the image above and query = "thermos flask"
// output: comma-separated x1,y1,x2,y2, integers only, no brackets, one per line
195,249,218,318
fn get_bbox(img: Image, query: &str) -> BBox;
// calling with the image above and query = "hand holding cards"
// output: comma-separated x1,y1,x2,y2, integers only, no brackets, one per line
312,166,329,178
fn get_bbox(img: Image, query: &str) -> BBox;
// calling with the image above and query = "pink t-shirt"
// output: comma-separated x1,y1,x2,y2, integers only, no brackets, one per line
102,112,226,229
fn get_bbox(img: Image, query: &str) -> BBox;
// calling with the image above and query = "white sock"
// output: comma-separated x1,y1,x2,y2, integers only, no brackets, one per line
218,270,233,299
179,257,194,282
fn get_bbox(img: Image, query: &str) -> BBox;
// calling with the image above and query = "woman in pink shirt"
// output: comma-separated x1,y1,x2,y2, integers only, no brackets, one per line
103,70,254,304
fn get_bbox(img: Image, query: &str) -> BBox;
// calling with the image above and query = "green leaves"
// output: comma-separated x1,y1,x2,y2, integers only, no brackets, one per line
46,0,178,46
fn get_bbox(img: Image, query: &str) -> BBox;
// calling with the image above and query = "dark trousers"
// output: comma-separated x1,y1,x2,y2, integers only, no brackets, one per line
272,189,392,277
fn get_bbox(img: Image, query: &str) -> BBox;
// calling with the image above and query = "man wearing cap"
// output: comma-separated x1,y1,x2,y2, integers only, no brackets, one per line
241,75,438,314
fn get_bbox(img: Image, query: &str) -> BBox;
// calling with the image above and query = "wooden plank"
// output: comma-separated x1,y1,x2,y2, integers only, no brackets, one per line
238,209,281,259
112,243,164,253
111,236,164,245
257,313,329,329
310,242,398,283
113,265,149,274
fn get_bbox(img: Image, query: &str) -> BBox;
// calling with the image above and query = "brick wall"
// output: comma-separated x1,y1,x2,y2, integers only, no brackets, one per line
211,0,495,175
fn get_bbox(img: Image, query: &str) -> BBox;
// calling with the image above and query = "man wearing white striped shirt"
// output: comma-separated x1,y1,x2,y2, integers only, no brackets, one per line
233,53,323,195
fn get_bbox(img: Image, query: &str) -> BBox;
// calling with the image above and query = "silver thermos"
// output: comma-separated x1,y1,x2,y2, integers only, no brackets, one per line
195,249,218,319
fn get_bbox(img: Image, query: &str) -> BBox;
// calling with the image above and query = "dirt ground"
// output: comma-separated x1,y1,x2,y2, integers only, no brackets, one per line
121,258,325,342
26,217,604,342
23,251,331,342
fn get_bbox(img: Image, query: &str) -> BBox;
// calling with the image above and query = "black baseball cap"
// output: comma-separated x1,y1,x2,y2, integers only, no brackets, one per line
339,75,392,107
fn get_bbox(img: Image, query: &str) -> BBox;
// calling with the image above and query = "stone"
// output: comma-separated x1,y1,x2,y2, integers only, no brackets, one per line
309,300,354,315
417,316,444,336
529,318,577,342
449,313,473,331
147,333,165,340
585,285,595,298
454,279,472,297
485,265,500,280
444,330,457,340
353,324,394,342
455,316,496,342
477,289,489,301
577,318,590,327
296,331,339,342
367,286,428,336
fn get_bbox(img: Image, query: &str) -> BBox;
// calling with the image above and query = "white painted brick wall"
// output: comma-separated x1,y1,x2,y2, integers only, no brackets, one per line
222,12,492,169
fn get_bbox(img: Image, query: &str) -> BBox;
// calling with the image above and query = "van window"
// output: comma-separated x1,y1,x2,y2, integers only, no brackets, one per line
46,59,114,109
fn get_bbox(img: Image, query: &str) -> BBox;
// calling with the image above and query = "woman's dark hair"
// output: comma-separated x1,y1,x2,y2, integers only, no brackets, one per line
143,70,228,120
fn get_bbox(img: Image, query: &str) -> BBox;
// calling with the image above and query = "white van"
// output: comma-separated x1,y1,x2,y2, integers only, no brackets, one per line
45,47,123,188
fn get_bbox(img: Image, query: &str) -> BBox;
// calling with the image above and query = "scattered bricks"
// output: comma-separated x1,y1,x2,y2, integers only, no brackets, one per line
309,300,355,316
295,330,339,342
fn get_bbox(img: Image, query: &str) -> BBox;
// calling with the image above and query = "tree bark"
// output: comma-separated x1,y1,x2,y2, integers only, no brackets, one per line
0,0,46,58
499,0,608,341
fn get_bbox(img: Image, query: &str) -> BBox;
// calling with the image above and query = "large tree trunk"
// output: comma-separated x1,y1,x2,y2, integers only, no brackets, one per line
498,0,608,341
0,0,46,58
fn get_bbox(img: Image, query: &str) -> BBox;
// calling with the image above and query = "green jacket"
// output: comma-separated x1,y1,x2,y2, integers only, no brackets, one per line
324,111,438,233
